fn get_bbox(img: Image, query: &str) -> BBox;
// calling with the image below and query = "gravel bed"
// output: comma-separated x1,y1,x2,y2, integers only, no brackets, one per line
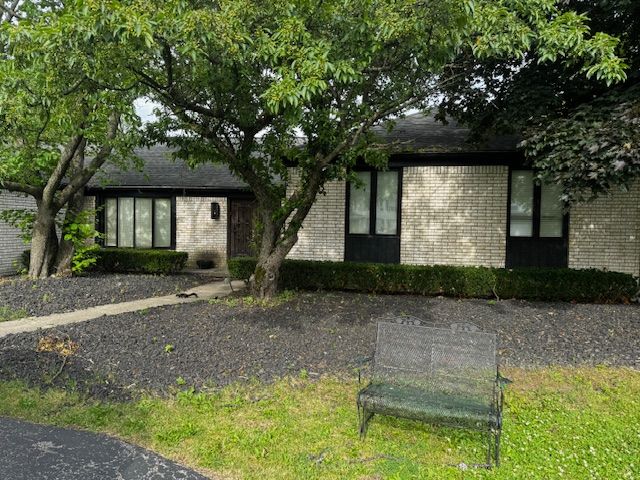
0,292,638,399
0,273,211,318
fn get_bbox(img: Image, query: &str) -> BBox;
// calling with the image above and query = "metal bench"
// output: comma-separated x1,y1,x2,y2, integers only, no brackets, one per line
357,321,509,467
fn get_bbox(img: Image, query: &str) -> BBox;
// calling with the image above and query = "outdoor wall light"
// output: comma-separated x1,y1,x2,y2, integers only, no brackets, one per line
211,202,220,220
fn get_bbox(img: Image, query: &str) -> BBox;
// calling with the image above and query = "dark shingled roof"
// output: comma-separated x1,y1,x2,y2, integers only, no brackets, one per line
89,114,518,190
371,113,519,152
90,145,249,190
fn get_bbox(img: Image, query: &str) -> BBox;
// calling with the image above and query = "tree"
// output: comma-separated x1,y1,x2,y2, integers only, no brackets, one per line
84,0,625,297
0,2,140,278
439,0,638,204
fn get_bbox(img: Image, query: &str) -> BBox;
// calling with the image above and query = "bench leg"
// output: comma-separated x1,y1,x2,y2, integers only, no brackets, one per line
486,429,493,467
358,407,374,440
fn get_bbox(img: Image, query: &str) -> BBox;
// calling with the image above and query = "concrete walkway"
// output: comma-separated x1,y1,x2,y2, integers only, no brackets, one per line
0,279,245,338
0,417,208,479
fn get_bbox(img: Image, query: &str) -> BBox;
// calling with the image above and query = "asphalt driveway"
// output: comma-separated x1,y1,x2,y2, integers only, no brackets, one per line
0,417,207,480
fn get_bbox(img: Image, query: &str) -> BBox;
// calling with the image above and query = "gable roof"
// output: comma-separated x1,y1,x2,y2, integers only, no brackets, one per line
88,114,519,191
90,145,249,191
371,113,519,153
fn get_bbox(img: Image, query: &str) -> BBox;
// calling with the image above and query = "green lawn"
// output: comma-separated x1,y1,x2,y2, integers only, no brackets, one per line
0,367,638,479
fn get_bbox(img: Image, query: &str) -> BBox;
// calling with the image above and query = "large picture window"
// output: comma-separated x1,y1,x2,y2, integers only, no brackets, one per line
509,170,564,238
348,170,400,236
104,197,173,248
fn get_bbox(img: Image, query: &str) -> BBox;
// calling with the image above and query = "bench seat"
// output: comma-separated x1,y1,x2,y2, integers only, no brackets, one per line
358,382,497,430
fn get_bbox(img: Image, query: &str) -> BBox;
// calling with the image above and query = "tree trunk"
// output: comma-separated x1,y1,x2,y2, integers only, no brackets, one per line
55,190,85,276
248,207,300,299
28,208,59,279
249,208,287,298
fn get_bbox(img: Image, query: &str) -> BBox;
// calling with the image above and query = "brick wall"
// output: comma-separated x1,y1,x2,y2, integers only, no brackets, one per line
401,165,508,267
175,196,227,268
286,170,346,262
568,183,640,276
0,190,36,276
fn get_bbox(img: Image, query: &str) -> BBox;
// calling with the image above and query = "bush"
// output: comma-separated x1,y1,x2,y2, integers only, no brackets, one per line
20,248,189,275
228,257,638,303
95,248,188,275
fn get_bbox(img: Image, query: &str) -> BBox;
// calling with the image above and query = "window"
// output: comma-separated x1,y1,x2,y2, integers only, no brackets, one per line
509,170,564,238
348,170,399,236
104,197,173,248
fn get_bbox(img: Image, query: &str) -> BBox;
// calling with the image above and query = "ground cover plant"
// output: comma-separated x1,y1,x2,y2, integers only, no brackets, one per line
0,367,638,479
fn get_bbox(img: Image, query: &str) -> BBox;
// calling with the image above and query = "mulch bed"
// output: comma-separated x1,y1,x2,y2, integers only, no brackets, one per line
0,291,638,399
0,273,210,318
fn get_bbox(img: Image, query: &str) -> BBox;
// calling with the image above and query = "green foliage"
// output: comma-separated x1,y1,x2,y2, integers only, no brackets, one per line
0,209,38,244
62,210,101,274
228,257,637,303
95,248,188,275
0,368,639,479
0,306,28,322
73,0,628,291
440,0,639,205
524,85,640,203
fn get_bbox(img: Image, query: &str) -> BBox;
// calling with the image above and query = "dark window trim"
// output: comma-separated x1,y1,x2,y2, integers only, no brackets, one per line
345,167,402,238
96,194,177,250
506,167,569,240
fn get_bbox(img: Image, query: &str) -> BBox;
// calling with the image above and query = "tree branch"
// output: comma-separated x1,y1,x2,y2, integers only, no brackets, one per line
0,180,42,198
41,134,85,206
55,113,120,209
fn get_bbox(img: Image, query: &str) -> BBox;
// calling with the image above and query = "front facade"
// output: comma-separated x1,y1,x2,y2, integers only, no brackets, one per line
288,116,640,276
1,116,638,277
86,146,257,270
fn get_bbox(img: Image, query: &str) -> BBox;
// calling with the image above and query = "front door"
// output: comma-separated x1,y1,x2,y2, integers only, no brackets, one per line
228,198,257,257
345,169,401,263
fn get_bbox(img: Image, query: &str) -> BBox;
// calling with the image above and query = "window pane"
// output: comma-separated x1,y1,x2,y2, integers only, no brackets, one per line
510,171,533,237
154,199,171,247
375,171,398,235
118,197,134,247
105,198,117,247
349,172,371,234
540,183,563,237
135,198,153,248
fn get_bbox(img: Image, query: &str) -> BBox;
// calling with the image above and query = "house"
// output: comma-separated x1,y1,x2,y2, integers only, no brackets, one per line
1,114,639,276
286,114,640,276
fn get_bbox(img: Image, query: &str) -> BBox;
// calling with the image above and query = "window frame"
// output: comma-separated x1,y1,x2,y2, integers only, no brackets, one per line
507,169,568,240
97,193,176,250
345,168,402,238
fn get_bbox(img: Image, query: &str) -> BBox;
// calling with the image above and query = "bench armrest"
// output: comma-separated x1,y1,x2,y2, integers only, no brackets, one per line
496,373,513,390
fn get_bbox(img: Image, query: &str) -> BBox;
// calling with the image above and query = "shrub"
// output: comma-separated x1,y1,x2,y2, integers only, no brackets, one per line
95,248,188,275
228,257,637,303
21,248,188,275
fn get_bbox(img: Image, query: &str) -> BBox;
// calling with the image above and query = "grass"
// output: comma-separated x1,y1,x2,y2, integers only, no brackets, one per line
209,289,296,308
0,367,638,479
0,305,28,322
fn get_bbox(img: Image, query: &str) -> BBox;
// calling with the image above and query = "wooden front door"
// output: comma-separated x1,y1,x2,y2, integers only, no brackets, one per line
228,199,257,257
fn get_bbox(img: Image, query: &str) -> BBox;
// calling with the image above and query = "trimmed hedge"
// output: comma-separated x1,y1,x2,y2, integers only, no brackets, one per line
228,257,638,303
22,248,188,275
95,248,188,274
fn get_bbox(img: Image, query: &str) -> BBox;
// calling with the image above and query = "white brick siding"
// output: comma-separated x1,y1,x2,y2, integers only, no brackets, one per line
175,196,227,268
568,182,640,276
0,190,36,275
401,165,508,267
286,171,345,262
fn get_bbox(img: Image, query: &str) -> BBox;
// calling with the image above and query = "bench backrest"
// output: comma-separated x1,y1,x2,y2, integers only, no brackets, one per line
372,322,497,400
